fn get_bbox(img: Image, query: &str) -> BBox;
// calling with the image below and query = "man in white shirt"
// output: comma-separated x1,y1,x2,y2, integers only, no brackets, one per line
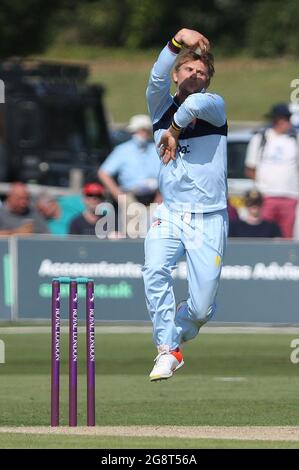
245,103,299,238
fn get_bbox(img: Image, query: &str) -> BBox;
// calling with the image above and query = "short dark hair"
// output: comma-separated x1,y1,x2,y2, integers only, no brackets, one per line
174,50,215,85
244,189,263,207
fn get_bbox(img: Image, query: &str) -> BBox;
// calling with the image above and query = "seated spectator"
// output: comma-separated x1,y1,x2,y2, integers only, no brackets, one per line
36,194,85,235
0,182,49,235
69,182,106,236
227,200,239,223
0,108,7,182
229,190,282,238
98,114,160,205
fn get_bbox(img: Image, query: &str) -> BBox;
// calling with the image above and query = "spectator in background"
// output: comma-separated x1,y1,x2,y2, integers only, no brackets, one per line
0,182,49,235
98,114,160,205
245,103,299,238
69,182,105,236
0,105,7,182
227,200,239,223
229,189,281,238
36,193,85,236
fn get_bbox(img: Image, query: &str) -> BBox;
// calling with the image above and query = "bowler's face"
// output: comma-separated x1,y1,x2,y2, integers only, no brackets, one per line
173,60,209,96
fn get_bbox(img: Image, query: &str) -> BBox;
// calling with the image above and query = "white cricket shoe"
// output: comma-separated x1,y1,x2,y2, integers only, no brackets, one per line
149,350,184,382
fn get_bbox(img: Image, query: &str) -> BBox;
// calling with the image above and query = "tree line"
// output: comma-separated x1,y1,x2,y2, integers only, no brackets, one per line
1,0,298,57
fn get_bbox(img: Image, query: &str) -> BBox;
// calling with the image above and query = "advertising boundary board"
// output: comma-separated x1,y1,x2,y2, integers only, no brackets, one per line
0,236,298,324
7,236,299,324
0,238,11,320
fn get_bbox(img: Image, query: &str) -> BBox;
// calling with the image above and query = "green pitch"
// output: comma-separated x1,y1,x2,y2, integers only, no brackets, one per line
0,329,298,448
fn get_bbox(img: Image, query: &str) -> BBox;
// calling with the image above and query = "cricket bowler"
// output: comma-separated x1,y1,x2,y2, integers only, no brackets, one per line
142,28,228,381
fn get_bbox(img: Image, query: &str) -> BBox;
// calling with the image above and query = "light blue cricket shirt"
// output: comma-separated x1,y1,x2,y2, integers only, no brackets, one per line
100,136,160,192
146,44,228,213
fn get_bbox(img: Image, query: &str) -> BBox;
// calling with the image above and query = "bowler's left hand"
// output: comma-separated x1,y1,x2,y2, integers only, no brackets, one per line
159,127,180,165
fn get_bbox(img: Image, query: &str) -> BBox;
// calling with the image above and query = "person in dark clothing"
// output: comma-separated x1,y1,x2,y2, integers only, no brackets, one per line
69,182,105,236
227,200,239,223
229,189,282,238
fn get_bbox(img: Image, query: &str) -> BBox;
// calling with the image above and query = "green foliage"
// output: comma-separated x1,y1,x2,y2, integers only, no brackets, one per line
1,0,299,57
124,0,171,48
76,1,129,46
173,0,255,53
247,0,299,57
0,0,63,57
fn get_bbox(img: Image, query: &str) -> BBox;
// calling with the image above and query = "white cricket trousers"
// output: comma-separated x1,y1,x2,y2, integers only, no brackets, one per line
142,203,228,351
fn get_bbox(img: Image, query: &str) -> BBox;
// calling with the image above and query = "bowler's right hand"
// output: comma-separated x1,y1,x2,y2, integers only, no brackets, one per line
174,28,210,53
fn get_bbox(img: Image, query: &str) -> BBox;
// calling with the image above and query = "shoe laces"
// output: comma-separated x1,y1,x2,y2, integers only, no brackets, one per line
154,351,170,366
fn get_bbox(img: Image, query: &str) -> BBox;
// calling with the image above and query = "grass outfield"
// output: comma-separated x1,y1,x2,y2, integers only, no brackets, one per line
38,45,299,123
0,434,299,449
91,57,299,123
0,330,298,448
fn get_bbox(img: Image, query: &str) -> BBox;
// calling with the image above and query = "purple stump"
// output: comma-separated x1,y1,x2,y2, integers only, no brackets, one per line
69,280,78,426
86,280,95,426
51,280,60,427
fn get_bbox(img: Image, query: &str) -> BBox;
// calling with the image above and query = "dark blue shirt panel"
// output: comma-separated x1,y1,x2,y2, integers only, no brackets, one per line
153,102,228,138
